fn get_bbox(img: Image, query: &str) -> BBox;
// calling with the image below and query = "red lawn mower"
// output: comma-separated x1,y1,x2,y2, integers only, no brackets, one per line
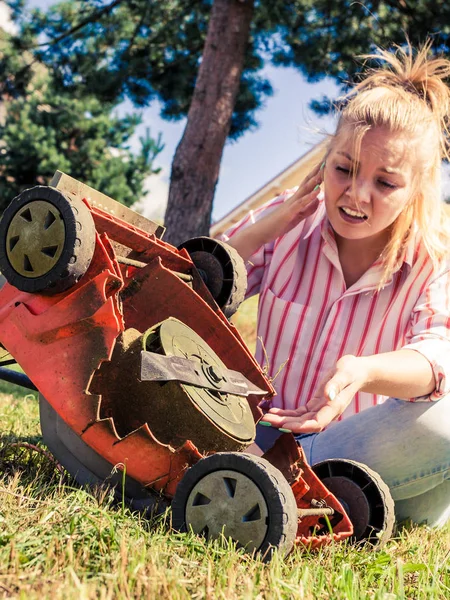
0,172,395,560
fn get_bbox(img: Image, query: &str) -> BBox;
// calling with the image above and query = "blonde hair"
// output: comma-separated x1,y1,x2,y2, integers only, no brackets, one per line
329,41,450,288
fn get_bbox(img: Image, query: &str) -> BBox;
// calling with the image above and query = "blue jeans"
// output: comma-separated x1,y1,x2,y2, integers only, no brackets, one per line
256,395,450,527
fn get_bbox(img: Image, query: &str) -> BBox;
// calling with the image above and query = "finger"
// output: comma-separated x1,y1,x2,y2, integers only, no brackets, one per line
324,370,355,402
289,402,343,434
298,171,323,197
289,414,330,434
259,409,307,428
299,384,359,432
303,366,338,412
262,408,308,423
307,161,323,179
260,412,327,434
309,381,360,427
299,162,322,185
299,197,320,219
290,168,323,203
303,394,329,412
266,407,308,417
289,191,321,226
329,381,361,414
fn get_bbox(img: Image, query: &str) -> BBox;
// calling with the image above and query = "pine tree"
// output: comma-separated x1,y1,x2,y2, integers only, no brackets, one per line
5,0,450,243
0,23,164,215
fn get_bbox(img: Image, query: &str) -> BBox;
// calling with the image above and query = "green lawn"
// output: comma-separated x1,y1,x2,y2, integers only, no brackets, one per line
0,387,449,599
231,296,258,355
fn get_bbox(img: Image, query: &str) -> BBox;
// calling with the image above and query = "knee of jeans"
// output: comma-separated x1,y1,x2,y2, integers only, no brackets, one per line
395,480,450,527
389,464,450,500
387,395,450,449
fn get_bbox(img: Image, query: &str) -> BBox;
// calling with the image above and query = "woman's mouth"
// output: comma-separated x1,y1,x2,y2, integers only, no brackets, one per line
338,206,368,224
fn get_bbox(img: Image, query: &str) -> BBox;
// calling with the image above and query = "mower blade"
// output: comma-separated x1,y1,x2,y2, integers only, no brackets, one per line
140,351,267,397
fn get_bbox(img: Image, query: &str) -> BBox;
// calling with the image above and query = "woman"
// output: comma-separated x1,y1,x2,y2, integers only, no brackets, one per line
224,43,450,527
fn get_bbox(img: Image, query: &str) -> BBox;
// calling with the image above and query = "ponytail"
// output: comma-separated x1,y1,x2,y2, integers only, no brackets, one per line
330,41,450,288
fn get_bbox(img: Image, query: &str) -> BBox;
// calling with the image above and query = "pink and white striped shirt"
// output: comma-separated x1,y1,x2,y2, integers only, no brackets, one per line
223,190,450,421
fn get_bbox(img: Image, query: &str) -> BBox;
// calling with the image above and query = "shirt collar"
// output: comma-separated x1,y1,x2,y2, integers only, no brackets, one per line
304,203,417,289
303,197,327,240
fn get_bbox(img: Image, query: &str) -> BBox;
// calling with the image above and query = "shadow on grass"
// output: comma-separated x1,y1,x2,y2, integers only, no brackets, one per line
0,433,170,534
0,434,70,488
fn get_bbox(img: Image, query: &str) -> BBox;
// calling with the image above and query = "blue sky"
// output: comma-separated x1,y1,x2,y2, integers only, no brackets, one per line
133,67,338,223
9,0,339,222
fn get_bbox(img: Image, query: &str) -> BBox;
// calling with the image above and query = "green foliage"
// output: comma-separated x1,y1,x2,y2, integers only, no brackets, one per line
5,0,273,140
0,25,164,214
266,0,450,112
6,0,450,142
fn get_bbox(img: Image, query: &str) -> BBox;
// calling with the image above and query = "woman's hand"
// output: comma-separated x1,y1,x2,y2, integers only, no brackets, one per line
261,355,370,433
226,163,324,262
269,162,324,239
261,349,437,433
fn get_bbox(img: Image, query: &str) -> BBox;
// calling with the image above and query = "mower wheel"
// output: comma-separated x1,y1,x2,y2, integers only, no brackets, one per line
171,452,298,561
312,459,395,545
178,237,246,318
0,186,95,294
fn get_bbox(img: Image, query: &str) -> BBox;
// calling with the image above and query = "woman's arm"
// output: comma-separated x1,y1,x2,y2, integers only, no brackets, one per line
347,349,435,400
262,350,437,434
227,164,323,261
263,265,450,433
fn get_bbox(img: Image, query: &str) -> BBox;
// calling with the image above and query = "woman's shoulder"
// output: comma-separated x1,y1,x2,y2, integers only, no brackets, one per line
410,231,450,284
410,205,450,275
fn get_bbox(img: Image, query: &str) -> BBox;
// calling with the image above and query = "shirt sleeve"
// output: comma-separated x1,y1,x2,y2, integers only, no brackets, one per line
220,189,297,298
402,266,450,401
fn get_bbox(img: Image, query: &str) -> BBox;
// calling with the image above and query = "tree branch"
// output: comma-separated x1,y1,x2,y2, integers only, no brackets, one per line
35,0,126,48
381,0,417,19
0,0,127,97
119,2,150,64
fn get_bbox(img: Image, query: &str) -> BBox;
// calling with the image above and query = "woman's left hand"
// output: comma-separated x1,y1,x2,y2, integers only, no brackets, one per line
261,355,370,434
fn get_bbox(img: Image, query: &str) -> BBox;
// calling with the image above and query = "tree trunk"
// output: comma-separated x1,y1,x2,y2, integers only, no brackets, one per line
164,0,254,246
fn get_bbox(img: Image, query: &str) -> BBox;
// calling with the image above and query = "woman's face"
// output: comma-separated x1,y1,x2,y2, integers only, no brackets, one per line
324,126,417,246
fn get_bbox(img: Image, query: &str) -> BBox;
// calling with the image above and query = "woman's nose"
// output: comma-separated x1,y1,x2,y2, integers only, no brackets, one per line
346,177,371,204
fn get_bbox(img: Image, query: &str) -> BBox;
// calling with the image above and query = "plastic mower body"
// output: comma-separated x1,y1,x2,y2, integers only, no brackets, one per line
0,173,395,559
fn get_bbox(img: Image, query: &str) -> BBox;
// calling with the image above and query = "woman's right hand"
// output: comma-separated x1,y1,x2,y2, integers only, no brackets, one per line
226,163,324,262
271,162,324,239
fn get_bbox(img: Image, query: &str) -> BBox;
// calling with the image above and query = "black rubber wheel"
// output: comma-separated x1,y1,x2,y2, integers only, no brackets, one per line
171,452,298,561
178,237,247,318
312,459,395,545
0,186,96,294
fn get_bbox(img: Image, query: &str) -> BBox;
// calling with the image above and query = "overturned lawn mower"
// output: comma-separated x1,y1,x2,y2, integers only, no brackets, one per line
0,173,395,560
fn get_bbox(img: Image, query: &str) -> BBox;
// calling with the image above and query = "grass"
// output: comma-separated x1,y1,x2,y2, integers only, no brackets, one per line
0,362,28,400
0,301,449,599
231,296,258,355
1,391,449,599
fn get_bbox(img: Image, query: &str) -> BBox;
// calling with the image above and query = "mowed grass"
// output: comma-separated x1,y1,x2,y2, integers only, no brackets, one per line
1,394,449,599
0,301,449,599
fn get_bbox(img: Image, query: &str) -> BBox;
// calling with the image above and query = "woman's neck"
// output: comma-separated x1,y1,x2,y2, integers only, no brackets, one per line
335,232,389,288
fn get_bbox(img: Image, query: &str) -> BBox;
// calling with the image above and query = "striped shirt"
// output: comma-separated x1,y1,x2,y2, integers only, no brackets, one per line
223,190,450,421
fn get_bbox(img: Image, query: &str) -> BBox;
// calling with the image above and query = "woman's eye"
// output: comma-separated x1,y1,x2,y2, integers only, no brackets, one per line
336,166,351,175
379,180,397,189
